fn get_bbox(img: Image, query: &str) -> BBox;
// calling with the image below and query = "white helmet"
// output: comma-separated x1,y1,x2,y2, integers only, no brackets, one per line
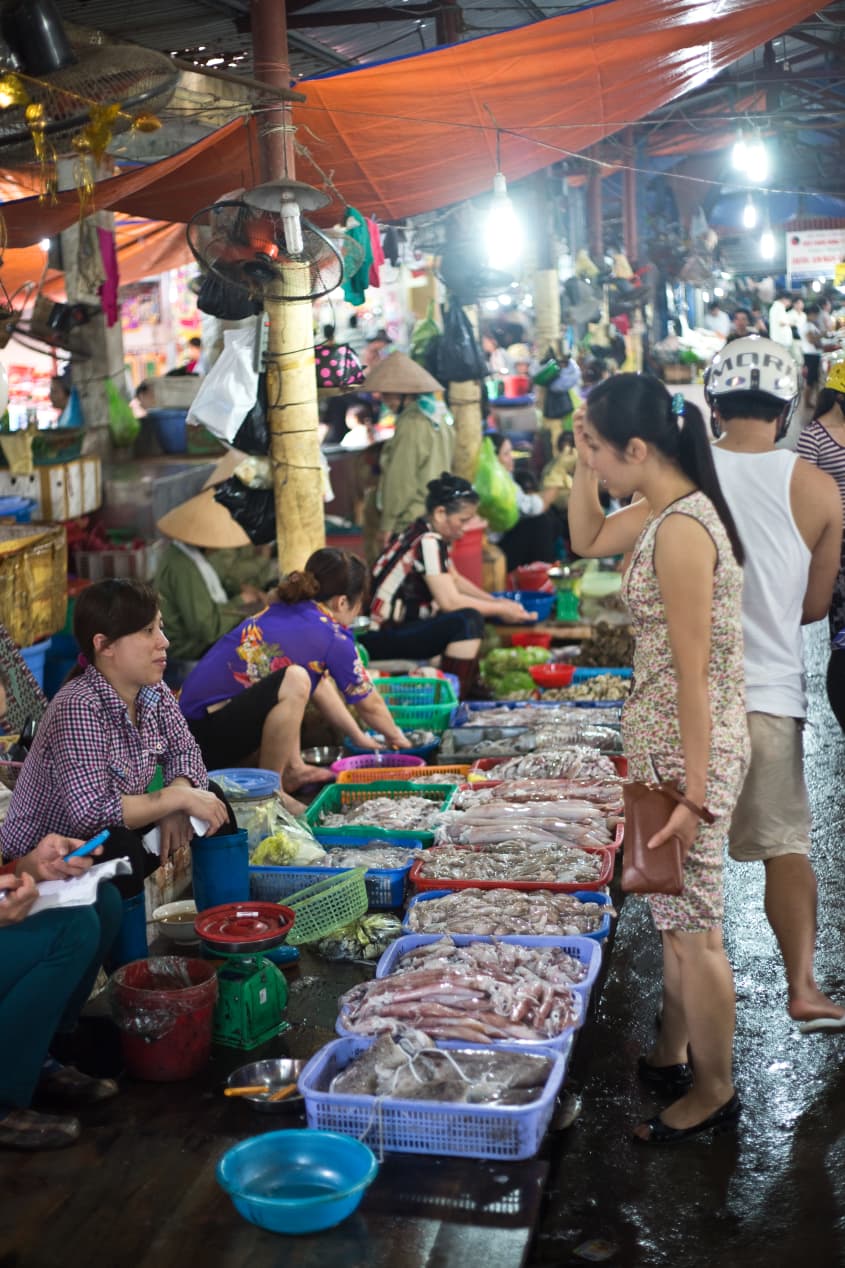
705,336,799,404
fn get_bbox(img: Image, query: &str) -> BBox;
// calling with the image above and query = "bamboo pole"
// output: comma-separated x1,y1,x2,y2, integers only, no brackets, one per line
450,379,483,480
266,264,324,572
533,268,562,360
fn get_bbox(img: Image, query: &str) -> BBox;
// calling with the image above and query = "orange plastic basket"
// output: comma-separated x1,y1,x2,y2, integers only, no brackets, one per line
336,764,471,785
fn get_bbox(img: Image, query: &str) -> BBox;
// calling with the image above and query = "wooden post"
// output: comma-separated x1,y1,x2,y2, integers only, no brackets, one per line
450,380,482,481
266,265,324,571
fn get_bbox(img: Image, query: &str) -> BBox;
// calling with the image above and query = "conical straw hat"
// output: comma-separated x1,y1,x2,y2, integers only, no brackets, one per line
362,350,442,394
201,446,250,490
157,488,251,548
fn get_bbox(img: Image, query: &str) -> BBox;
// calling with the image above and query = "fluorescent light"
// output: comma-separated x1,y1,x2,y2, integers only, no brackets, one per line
485,172,523,271
731,138,747,170
760,230,775,260
742,198,758,229
714,287,724,298
745,141,768,184
811,279,822,293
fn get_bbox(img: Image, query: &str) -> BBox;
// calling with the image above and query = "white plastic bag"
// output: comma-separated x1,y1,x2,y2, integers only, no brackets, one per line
188,326,258,442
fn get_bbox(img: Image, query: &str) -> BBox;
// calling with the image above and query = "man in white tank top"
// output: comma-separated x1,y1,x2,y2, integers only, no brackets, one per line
708,337,845,1030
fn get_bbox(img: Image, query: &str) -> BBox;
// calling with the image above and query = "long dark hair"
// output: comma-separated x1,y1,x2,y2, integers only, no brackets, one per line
815,387,845,420
70,579,159,679
276,548,368,607
587,374,744,565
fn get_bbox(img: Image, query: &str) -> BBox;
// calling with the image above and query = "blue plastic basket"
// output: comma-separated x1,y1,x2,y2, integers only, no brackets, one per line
249,834,424,909
572,667,633,681
374,933,602,1002
492,591,556,620
402,889,614,943
299,1035,569,1161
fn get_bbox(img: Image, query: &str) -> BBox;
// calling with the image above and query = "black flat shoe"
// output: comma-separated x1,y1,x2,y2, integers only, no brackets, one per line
637,1057,693,1095
633,1093,741,1145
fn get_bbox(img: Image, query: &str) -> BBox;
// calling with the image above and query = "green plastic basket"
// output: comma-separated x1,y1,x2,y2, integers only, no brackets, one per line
305,780,457,847
283,868,368,945
372,676,458,733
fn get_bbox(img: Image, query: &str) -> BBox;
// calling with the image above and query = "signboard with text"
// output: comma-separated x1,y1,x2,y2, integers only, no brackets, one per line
786,229,845,281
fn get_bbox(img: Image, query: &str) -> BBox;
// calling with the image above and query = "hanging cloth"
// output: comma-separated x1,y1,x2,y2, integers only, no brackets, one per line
97,227,120,326
367,217,385,287
342,206,374,307
172,541,229,603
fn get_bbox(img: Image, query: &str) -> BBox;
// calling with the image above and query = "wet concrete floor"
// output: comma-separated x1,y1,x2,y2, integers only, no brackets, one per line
529,623,845,1268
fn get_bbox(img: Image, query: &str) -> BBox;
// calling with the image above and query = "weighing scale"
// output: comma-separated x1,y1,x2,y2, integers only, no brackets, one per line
194,903,298,1050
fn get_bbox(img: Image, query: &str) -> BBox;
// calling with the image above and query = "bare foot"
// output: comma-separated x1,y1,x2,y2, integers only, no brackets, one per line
284,764,334,793
279,790,306,817
788,989,845,1025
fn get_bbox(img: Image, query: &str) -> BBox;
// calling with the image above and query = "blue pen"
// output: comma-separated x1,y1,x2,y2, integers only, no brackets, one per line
65,830,110,861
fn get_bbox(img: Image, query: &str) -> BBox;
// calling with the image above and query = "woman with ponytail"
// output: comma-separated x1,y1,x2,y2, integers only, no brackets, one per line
179,548,409,798
569,373,749,1145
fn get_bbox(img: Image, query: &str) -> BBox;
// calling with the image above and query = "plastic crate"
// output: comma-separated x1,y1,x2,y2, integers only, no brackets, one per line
305,781,457,846
299,1036,569,1160
409,843,614,895
336,764,471,786
375,933,601,1000
372,676,458,733
283,869,369,945
492,591,556,621
250,835,423,910
469,753,628,780
403,889,614,942
331,753,424,776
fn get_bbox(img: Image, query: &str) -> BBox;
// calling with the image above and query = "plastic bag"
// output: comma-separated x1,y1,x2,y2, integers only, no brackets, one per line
232,374,269,455
105,379,140,448
409,300,440,366
196,269,262,321
429,300,486,383
213,478,275,544
250,804,325,866
188,327,258,442
474,435,518,532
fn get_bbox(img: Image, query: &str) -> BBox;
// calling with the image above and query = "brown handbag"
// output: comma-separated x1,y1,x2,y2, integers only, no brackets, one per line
622,781,715,896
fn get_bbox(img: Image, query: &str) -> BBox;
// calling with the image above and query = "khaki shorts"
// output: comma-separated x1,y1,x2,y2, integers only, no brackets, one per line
728,712,811,861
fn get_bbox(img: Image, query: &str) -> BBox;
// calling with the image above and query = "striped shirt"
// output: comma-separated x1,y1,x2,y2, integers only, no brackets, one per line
368,518,450,629
796,421,845,513
0,666,208,859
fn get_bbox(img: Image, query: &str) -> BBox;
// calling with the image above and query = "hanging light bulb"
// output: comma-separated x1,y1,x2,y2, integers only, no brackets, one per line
731,133,747,171
745,139,768,184
760,229,776,260
279,200,303,256
485,171,523,270
742,197,758,229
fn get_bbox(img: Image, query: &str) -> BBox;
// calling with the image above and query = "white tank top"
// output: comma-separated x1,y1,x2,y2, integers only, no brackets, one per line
711,447,809,717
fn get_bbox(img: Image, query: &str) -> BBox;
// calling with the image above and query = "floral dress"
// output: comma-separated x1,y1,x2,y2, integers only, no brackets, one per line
621,491,750,932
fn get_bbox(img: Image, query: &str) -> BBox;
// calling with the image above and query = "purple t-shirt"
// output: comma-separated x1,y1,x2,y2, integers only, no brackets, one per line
179,600,373,721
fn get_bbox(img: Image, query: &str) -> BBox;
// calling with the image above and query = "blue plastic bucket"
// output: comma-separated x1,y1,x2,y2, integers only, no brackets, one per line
191,829,250,911
20,638,52,689
106,893,149,971
148,409,188,455
0,496,35,523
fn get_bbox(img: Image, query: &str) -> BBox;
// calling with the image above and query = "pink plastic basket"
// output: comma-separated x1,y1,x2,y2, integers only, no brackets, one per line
330,752,425,776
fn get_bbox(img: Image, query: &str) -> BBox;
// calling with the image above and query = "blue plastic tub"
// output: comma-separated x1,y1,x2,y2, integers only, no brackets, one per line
20,638,52,689
216,1129,378,1235
492,591,556,620
191,829,250,911
403,889,614,943
250,832,424,910
572,667,633,682
148,409,188,454
105,893,149,971
0,496,35,523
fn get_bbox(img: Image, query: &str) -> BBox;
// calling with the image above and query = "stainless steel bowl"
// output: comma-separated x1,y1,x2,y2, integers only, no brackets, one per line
226,1058,306,1113
301,745,345,767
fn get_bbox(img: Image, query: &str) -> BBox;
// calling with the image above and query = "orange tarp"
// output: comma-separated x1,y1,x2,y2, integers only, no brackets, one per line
0,0,822,244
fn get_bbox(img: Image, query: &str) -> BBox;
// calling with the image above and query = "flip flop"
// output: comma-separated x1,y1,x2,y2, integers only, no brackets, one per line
797,1015,845,1034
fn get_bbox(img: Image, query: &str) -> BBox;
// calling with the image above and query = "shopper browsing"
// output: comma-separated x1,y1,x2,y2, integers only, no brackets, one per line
569,373,748,1144
708,337,845,1032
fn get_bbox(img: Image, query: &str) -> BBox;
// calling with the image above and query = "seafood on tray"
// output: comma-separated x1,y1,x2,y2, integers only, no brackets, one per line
329,1031,554,1105
414,842,606,884
453,778,624,817
316,844,419,869
406,888,613,937
317,795,444,833
339,942,583,1042
485,748,619,780
539,673,631,702
512,724,621,753
434,803,612,849
466,705,622,729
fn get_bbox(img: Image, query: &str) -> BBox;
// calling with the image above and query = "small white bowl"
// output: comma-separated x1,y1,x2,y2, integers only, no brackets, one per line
153,899,199,945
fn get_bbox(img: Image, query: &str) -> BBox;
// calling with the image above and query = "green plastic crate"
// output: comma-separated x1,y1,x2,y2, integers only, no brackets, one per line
372,675,458,733
305,780,457,847
284,869,368,945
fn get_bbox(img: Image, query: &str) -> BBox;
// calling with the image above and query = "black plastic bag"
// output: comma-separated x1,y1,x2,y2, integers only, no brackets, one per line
543,386,575,419
213,478,276,544
232,374,269,455
196,269,262,321
430,300,486,383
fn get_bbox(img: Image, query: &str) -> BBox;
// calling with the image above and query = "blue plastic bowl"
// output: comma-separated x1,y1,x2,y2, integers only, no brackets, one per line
216,1129,378,1235
344,732,441,760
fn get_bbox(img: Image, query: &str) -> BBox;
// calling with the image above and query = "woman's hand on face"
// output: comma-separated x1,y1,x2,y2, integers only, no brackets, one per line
179,788,230,833
19,833,99,882
158,811,192,867
646,804,699,856
0,872,38,924
572,407,596,471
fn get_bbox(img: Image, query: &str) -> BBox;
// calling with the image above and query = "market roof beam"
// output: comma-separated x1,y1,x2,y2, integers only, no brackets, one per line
288,6,440,26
